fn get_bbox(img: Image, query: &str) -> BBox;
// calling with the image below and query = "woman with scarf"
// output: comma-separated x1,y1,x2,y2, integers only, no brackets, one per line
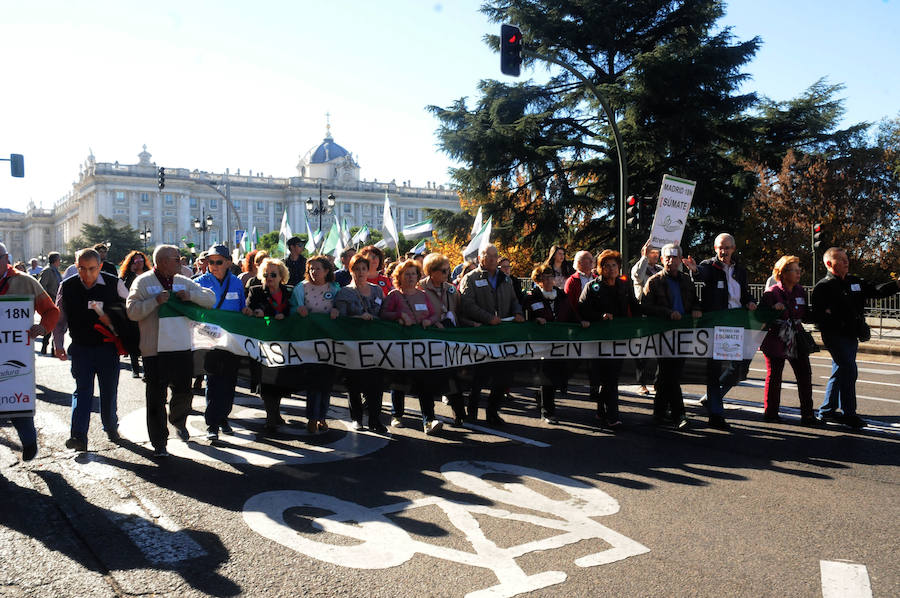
760,255,817,425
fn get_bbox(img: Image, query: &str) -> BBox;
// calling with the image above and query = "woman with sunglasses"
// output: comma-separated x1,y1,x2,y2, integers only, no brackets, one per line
334,254,388,434
290,256,340,434
243,258,294,433
119,250,151,378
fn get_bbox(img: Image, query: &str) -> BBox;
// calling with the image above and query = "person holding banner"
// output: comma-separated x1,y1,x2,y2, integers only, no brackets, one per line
54,248,130,452
195,244,246,442
291,256,341,434
630,239,663,395
811,247,900,429
682,233,757,431
359,245,393,291
579,250,641,428
460,244,525,427
759,256,816,425
0,242,59,461
381,259,443,435
334,254,388,434
126,245,216,456
641,244,702,430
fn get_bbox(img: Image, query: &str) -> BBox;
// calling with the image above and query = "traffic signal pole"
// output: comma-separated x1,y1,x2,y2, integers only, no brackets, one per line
501,26,629,263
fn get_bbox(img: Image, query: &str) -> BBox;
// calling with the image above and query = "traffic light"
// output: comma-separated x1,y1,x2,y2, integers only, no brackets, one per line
626,195,640,228
10,154,24,178
813,223,824,250
500,24,522,77
157,166,166,191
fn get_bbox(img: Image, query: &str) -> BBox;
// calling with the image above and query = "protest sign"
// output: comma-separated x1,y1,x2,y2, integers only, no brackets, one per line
712,326,744,361
649,174,697,248
0,297,36,418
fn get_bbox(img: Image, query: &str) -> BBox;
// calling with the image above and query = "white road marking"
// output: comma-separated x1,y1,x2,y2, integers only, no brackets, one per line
819,376,900,388
820,560,873,598
243,461,649,598
738,379,900,405
809,355,900,368
109,498,206,564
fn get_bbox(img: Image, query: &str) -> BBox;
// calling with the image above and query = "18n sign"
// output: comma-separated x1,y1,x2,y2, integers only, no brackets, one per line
0,297,36,418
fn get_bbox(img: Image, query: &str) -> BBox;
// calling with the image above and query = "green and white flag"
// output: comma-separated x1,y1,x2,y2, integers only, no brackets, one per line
401,218,433,240
351,224,370,247
277,210,292,257
239,230,251,253
157,300,774,370
251,227,258,251
470,207,483,240
408,239,427,256
321,221,341,256
462,216,492,262
382,193,399,249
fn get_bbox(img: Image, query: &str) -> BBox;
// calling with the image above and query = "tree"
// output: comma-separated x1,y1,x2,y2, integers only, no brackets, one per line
429,0,761,263
66,215,143,266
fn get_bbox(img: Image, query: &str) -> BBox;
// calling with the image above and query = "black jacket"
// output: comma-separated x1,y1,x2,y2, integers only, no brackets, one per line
691,257,754,312
246,284,294,318
641,270,700,319
578,276,641,321
811,273,898,338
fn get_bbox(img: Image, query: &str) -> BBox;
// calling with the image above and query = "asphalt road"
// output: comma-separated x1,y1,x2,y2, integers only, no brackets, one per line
2,349,898,597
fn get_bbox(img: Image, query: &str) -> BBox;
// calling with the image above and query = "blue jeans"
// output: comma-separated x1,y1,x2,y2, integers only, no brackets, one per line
306,389,331,422
820,335,859,417
69,343,120,441
3,416,37,447
705,359,745,417
205,372,237,430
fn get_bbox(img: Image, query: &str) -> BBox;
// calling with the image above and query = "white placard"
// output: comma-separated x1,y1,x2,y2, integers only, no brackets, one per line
0,297,37,418
712,326,744,361
649,174,697,248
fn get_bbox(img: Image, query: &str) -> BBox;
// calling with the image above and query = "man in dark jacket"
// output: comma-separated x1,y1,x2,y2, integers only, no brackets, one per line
642,244,702,430
683,233,757,430
811,247,900,429
285,237,307,286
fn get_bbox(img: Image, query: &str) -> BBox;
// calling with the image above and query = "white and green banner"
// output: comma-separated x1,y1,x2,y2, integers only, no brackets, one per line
158,300,774,371
1,296,37,418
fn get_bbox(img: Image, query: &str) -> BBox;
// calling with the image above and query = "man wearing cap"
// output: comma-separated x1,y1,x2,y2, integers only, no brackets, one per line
94,243,119,277
285,236,307,286
641,244,702,430
192,251,209,279
195,244,246,442
0,242,60,461
54,248,130,452
127,245,216,456
683,233,756,430
811,247,900,429
38,252,63,355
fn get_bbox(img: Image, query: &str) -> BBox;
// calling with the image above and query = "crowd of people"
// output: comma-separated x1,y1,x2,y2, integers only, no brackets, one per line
1,233,897,461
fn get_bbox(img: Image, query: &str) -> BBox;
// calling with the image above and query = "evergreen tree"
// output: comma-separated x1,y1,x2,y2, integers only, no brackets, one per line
66,215,143,266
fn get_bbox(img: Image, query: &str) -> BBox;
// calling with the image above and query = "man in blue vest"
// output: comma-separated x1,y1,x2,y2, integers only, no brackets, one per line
54,248,129,452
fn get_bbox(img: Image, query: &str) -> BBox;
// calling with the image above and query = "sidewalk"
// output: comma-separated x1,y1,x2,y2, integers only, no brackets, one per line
809,316,900,360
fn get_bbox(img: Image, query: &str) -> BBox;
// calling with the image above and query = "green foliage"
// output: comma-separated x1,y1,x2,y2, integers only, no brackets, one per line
66,215,143,266
257,231,281,255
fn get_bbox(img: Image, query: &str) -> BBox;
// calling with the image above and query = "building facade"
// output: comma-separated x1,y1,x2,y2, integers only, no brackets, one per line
3,128,459,262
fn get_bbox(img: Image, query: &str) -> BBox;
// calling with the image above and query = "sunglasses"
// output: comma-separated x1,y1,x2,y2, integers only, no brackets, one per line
208,259,226,266
265,272,280,278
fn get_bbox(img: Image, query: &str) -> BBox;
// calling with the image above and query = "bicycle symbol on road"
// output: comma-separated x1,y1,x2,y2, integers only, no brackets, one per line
243,460,650,597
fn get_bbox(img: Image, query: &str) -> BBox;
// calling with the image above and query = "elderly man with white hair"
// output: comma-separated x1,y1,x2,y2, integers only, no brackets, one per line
564,249,595,319
126,245,216,457
683,232,757,431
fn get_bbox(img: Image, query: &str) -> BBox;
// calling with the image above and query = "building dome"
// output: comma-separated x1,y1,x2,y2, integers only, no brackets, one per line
297,119,360,183
306,133,350,164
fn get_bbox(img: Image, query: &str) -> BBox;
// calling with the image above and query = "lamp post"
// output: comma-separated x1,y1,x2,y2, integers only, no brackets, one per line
139,222,152,252
305,182,336,232
193,208,214,250
38,251,46,266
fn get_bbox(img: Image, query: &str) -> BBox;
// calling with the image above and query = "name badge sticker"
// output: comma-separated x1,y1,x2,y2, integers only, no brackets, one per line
147,285,162,295
475,279,488,287
414,303,428,311
717,280,725,289
173,284,186,292
850,283,861,292
226,292,239,300
530,301,544,311
795,297,805,305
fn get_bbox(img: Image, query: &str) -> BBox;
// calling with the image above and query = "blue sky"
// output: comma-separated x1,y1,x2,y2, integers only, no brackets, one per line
1,0,897,215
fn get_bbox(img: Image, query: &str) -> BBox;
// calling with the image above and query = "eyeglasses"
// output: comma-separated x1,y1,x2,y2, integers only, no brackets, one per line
0,253,8,260
265,272,280,278
600,262,619,269
208,259,225,266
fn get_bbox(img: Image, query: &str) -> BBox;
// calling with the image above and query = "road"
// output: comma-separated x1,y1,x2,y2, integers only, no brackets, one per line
1,349,898,597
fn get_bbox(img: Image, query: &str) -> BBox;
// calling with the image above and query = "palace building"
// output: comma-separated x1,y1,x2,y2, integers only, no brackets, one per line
2,126,458,262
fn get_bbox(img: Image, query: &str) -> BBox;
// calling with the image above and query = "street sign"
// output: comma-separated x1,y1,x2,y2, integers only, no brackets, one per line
0,297,36,418
648,174,697,248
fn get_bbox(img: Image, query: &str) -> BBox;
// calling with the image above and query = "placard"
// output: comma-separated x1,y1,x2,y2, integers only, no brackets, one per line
0,297,36,418
712,325,744,361
648,174,697,248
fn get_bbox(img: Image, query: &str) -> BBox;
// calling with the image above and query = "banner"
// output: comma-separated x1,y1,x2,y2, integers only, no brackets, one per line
158,300,774,371
0,297,36,418
649,174,696,248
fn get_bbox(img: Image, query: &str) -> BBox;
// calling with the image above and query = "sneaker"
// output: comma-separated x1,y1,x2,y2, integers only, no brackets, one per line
22,443,38,461
800,416,822,427
369,421,389,435
317,420,329,433
819,411,842,424
220,421,234,435
174,423,190,441
425,420,443,435
842,414,866,430
390,417,404,428
708,415,731,431
441,395,450,404
543,416,559,424
350,420,363,431
152,446,170,458
453,417,465,427
675,417,689,430
698,395,708,407
65,437,87,452
131,370,141,379
205,428,219,442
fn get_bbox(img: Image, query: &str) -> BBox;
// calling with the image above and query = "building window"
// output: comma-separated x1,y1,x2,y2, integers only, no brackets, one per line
406,209,416,220
209,199,218,210
115,191,126,203
141,193,150,204
165,230,175,244
363,204,372,215
256,201,265,212
140,209,151,217
233,200,241,210
114,208,126,215
209,229,219,244
343,204,352,214
164,210,175,217
275,202,283,212
165,194,174,205
190,197,198,208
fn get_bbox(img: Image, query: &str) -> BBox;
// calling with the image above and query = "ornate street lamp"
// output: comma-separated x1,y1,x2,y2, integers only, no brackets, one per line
193,209,214,250
305,182,336,232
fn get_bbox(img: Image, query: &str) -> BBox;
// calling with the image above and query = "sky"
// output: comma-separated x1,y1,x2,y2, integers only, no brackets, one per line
1,0,898,215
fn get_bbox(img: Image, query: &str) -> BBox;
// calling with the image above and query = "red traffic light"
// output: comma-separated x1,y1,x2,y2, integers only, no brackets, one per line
627,195,637,206
814,223,822,233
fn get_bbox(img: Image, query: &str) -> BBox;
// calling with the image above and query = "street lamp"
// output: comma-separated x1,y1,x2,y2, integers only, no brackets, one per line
193,208,214,250
139,222,152,252
38,252,46,265
305,182,336,231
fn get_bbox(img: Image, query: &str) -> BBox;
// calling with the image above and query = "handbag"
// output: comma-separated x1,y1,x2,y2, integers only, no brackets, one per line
857,320,871,343
797,328,819,354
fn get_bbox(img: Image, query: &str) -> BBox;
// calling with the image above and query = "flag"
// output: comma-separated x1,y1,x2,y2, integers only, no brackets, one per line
374,239,387,249
239,230,250,253
408,239,427,257
382,193,399,249
341,218,352,247
321,222,341,256
462,216,492,262
470,207,483,239
251,227,258,251
351,224,370,247
401,218,434,240
305,220,317,255
277,210,292,257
